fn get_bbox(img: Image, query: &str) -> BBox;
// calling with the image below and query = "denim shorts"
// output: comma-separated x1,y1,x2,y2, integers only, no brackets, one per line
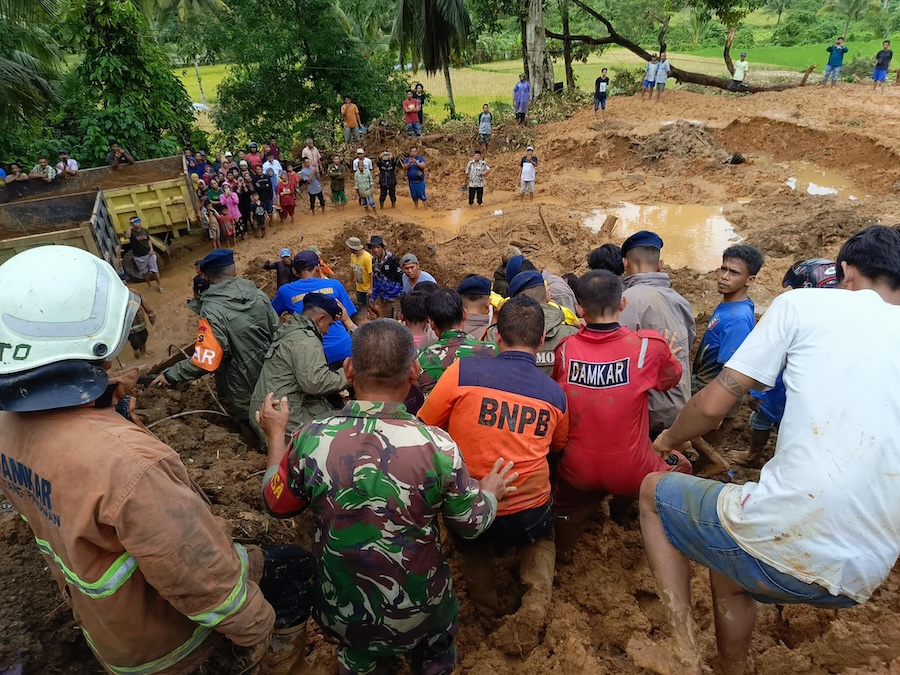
654,473,858,607
748,409,775,432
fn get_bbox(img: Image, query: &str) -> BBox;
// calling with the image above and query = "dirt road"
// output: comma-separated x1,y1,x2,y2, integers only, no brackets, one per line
2,84,899,674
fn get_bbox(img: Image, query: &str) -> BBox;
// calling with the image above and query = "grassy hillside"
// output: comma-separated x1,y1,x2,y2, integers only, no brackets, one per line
691,40,885,70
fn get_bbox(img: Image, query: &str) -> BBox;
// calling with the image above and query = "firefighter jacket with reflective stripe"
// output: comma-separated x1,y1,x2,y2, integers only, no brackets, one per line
0,406,274,674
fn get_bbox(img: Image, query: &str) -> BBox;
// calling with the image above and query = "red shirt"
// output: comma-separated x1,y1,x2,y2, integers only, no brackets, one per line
286,171,300,193
553,325,682,496
403,99,420,124
246,152,263,170
277,181,295,205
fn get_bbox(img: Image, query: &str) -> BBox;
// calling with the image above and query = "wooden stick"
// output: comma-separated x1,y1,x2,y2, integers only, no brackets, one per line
691,436,731,477
147,409,230,429
538,205,558,246
599,214,618,238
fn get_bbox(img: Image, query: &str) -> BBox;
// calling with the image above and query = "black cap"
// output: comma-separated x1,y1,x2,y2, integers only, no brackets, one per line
368,235,385,248
303,292,342,319
292,250,320,271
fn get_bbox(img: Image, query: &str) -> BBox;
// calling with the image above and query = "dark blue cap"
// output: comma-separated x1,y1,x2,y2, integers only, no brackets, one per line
368,235,385,248
621,230,664,256
505,255,536,284
199,248,235,272
509,270,545,297
303,292,342,319
293,250,320,271
457,275,492,296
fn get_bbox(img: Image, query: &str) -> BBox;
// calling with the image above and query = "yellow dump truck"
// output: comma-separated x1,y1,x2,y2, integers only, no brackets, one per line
0,155,199,274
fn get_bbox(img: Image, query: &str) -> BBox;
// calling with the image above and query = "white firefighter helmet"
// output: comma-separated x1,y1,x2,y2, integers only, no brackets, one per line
0,246,139,377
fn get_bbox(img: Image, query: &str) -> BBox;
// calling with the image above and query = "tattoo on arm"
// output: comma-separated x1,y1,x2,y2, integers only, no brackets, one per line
713,369,753,398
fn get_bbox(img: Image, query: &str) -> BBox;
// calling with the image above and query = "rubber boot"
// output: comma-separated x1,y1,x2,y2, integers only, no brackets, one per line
492,538,555,656
553,505,595,562
456,541,499,618
258,621,308,675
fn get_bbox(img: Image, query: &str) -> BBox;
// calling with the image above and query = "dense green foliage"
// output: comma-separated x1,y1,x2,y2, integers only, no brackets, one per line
3,0,196,166
62,0,195,164
212,0,407,148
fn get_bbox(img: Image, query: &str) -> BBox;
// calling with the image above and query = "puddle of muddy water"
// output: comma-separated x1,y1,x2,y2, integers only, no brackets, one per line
750,154,864,200
585,203,742,271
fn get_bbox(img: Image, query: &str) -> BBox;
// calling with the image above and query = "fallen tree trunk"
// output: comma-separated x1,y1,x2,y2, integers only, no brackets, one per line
546,0,816,94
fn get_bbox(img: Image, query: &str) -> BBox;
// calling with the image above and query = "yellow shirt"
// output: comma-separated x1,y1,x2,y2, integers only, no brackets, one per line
350,250,373,293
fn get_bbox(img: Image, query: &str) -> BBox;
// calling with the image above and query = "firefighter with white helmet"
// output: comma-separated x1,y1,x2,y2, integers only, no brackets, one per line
0,247,285,674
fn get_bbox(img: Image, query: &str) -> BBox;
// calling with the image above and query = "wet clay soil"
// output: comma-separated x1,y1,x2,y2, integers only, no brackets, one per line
3,85,900,674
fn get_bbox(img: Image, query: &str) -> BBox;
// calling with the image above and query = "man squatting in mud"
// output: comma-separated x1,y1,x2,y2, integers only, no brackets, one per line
2,226,900,675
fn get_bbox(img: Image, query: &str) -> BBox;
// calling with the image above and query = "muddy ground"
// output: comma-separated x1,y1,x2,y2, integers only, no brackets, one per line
3,85,900,674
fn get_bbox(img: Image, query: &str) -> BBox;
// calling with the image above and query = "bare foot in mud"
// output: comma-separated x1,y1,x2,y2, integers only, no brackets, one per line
626,636,704,675
732,450,764,470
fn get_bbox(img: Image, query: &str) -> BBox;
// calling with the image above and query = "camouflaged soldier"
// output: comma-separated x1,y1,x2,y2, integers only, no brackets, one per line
248,293,349,446
485,271,577,375
258,319,518,675
417,288,496,396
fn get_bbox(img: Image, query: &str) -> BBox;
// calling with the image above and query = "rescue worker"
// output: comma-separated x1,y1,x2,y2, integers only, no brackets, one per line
457,274,493,340
416,288,497,396
258,319,518,675
492,245,521,297
271,250,358,368
618,231,696,435
248,293,349,446
0,247,277,674
552,270,690,558
152,249,279,448
506,255,578,315
419,296,569,653
486,271,578,375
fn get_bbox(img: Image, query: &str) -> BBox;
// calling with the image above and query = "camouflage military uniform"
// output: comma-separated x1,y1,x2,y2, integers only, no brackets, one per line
262,401,497,675
248,313,348,445
416,329,496,395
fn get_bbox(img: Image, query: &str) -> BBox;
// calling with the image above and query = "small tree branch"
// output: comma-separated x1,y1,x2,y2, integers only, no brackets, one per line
657,14,670,52
545,29,615,45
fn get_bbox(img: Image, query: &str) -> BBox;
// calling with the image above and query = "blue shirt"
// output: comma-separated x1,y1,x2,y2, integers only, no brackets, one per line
404,156,426,183
402,270,436,294
691,298,755,391
827,45,849,67
750,373,786,425
271,278,356,364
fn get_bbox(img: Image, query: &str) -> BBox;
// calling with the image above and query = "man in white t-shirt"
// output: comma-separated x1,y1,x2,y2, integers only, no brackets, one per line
729,52,750,91
519,146,538,202
352,148,373,172
633,225,900,675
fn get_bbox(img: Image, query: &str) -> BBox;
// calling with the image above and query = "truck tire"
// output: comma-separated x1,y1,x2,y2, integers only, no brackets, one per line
122,250,166,282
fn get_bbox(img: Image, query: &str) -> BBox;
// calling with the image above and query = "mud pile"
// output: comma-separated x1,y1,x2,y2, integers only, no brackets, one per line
632,120,730,164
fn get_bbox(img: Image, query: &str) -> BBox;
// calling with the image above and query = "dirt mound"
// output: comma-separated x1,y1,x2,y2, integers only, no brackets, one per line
632,120,730,164
727,195,883,259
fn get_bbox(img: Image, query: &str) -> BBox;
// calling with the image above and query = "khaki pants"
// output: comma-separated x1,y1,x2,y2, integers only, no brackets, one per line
374,297,401,320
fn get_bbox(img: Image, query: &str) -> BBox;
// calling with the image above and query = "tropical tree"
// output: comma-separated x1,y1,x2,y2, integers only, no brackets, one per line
392,0,472,118
818,0,877,36
763,0,792,26
336,0,396,55
135,0,229,104
64,0,195,163
0,0,61,130
687,5,712,45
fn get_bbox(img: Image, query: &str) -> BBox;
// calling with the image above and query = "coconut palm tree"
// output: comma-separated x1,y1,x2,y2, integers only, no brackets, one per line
0,0,60,127
763,0,792,26
818,0,877,37
392,0,472,118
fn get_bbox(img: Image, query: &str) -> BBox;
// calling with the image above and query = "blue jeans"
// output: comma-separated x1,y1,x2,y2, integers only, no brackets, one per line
594,95,607,111
823,64,842,83
406,122,421,137
654,473,858,607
